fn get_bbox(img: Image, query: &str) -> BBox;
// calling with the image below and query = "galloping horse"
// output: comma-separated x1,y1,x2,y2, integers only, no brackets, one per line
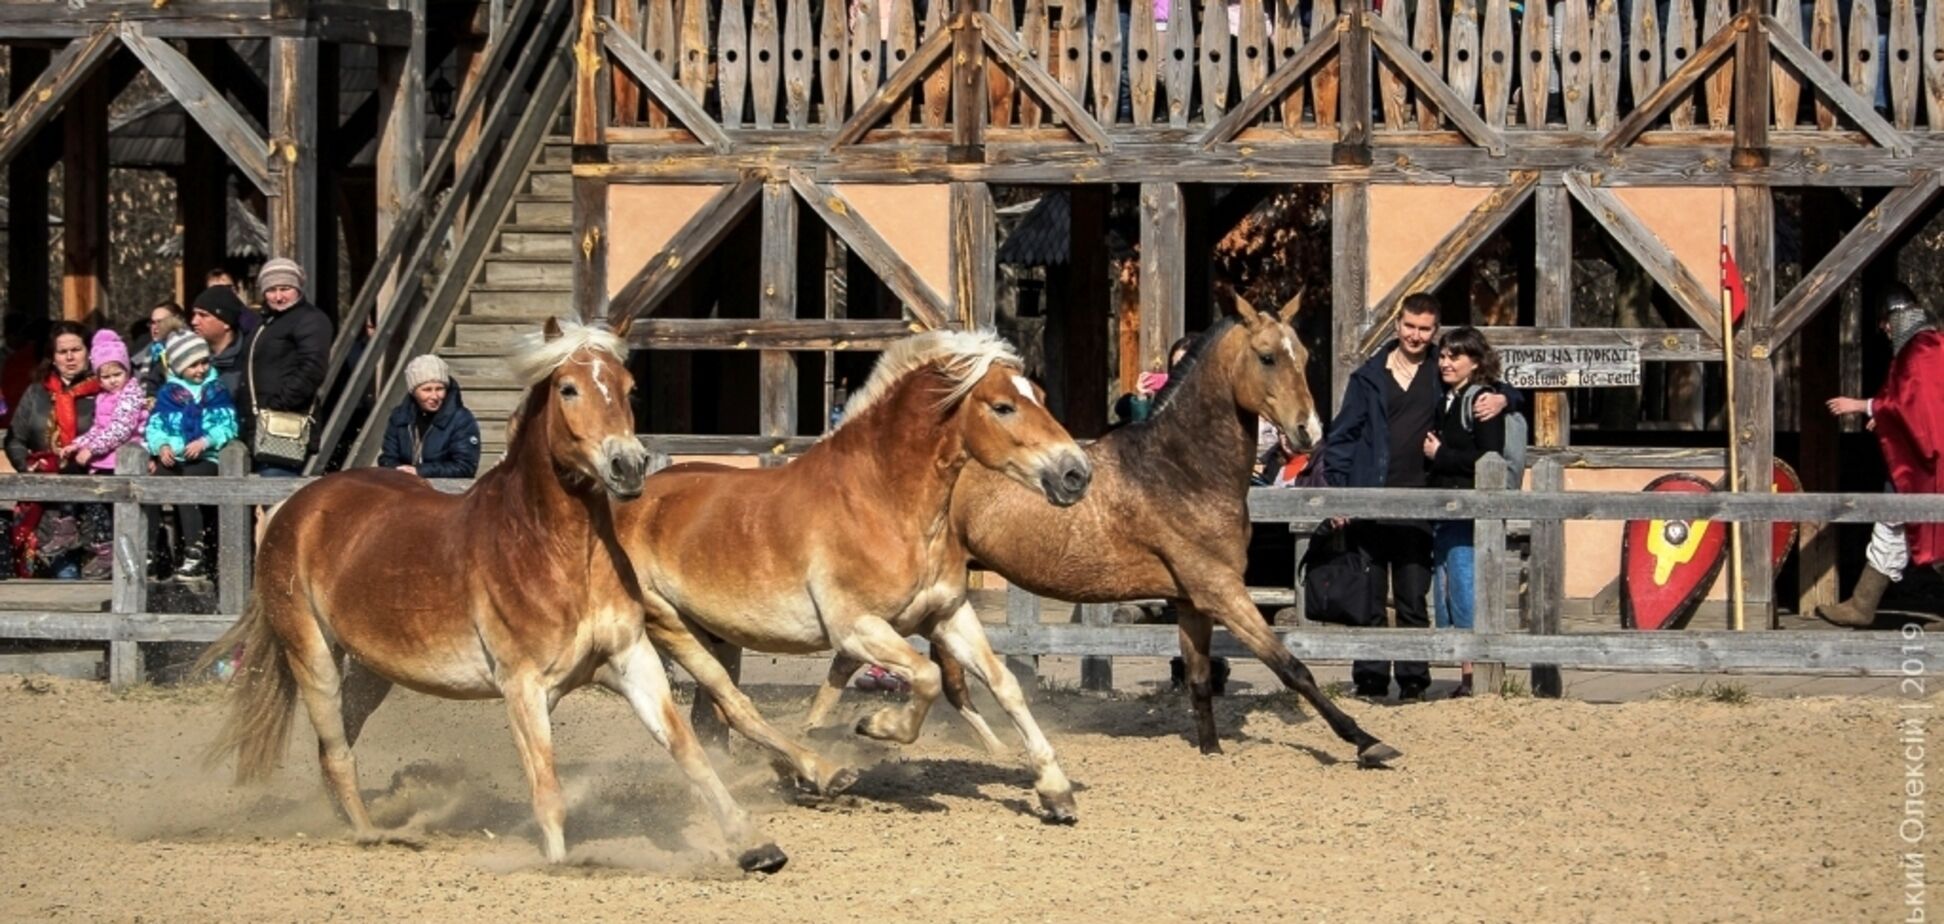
618,330,1095,822
818,298,1402,766
197,318,789,872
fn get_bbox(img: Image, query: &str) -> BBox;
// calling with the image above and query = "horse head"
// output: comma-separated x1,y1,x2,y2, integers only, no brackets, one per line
512,316,648,500
1229,293,1322,452
954,358,1092,507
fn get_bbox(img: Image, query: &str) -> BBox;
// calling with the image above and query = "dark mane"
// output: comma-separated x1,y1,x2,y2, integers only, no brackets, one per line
1147,314,1241,418
1105,314,1257,494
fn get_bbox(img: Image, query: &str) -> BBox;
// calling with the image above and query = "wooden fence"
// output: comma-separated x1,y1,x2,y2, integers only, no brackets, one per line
1,448,1939,690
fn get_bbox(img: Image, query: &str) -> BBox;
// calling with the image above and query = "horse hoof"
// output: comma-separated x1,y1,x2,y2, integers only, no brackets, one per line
1198,740,1225,757
1358,742,1403,767
821,766,860,796
738,843,789,874
1038,790,1079,825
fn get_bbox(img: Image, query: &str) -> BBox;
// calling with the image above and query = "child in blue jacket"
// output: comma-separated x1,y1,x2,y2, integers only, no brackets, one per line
145,332,240,578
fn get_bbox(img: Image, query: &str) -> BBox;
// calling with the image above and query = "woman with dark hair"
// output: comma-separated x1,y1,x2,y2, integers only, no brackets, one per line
1420,326,1505,698
5,320,108,578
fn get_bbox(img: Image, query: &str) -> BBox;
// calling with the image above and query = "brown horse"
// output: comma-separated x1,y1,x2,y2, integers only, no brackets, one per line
821,298,1402,766
197,318,789,872
619,330,1095,822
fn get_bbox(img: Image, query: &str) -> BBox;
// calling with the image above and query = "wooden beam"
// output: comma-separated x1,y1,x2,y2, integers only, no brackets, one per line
606,177,764,324
1364,13,1508,155
574,0,605,144
1472,454,1511,694
1563,172,1722,344
1764,14,1912,156
628,318,922,349
1595,15,1741,155
1732,0,1769,163
976,11,1114,151
1196,27,1340,147
826,24,952,151
951,181,995,329
269,36,319,274
949,0,987,159
1732,183,1776,624
61,61,108,322
1772,171,1943,343
7,45,52,321
600,16,733,153
0,27,118,170
118,24,274,195
208,33,269,125
1359,171,1539,353
1334,0,1373,162
760,181,799,466
787,171,953,329
1478,326,1719,360
1138,183,1185,374
573,174,610,322
1331,181,1369,410
375,0,424,316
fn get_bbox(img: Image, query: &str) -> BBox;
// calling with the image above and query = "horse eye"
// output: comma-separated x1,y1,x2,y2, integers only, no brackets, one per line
993,402,1016,417
1258,352,1275,366
560,383,579,398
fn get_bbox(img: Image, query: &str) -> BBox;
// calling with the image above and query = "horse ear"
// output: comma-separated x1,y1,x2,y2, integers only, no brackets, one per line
1234,294,1263,324
610,315,633,343
1277,291,1303,323
543,316,564,342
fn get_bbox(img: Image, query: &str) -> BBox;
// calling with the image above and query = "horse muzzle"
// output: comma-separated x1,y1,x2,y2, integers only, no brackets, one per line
1037,450,1092,507
600,439,649,500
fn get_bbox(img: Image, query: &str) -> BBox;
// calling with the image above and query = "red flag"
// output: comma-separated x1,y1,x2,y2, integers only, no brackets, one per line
1720,238,1748,326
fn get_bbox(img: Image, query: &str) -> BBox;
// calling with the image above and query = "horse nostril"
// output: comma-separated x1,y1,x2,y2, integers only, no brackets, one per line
1062,468,1087,493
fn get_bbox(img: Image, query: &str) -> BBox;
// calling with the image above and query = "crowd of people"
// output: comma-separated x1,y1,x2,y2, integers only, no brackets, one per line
0,259,480,582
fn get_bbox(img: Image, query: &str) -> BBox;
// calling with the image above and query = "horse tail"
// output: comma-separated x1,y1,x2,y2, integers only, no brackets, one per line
194,595,297,784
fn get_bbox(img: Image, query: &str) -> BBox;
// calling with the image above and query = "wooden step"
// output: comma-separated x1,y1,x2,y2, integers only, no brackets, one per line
452,317,545,351
526,170,573,197
497,229,573,256
481,255,573,287
462,387,526,418
463,288,572,320
512,196,571,226
441,352,520,389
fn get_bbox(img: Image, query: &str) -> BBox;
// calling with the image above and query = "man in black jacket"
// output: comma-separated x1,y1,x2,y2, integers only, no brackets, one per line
241,258,334,475
1320,294,1512,701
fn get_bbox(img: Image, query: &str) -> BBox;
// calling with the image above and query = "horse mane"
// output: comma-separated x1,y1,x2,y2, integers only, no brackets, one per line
836,329,1022,430
1148,314,1242,417
505,317,629,388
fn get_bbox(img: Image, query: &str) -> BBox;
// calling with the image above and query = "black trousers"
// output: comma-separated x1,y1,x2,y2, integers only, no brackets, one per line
156,457,220,551
1349,520,1433,695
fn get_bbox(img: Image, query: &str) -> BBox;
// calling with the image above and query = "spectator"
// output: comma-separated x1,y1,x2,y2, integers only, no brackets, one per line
1817,283,1944,627
240,258,333,476
206,266,262,337
1421,327,1507,698
137,300,188,394
1318,294,1510,701
5,321,105,578
188,285,248,396
1113,334,1195,426
146,332,240,579
61,329,149,474
377,354,481,478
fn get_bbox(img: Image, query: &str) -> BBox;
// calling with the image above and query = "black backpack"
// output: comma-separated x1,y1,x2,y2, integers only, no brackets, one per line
1299,525,1381,626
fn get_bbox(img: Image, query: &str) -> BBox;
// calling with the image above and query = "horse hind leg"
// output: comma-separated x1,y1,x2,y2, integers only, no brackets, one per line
932,637,1008,757
601,637,788,873
687,634,739,749
282,628,383,845
837,617,943,745
931,602,1077,824
802,652,865,731
1174,601,1222,755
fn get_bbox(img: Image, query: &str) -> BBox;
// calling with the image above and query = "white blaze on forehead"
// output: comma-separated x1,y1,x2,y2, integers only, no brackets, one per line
1011,375,1041,405
1280,329,1300,363
576,351,614,404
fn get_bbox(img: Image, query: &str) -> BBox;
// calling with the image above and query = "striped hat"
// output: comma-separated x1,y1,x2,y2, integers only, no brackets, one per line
163,331,211,372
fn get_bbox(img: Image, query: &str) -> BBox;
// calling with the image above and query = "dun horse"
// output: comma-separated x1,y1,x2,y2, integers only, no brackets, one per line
198,318,789,872
820,298,1401,766
619,330,1096,822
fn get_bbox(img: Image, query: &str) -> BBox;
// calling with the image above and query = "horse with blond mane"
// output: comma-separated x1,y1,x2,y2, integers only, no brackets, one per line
197,318,789,872
615,329,1096,822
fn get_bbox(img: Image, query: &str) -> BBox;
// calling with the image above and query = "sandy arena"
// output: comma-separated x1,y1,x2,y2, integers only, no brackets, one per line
0,671,1932,922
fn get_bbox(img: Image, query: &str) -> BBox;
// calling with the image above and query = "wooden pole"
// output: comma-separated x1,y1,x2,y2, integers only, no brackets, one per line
1138,183,1185,374
376,0,427,317
270,37,320,275
8,46,52,323
62,64,109,323
1721,230,1746,632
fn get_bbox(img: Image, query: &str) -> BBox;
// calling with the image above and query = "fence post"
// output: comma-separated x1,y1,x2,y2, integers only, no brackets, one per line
1005,583,1040,692
217,443,253,618
1076,603,1113,691
1528,457,1564,697
109,444,148,690
1472,453,1510,695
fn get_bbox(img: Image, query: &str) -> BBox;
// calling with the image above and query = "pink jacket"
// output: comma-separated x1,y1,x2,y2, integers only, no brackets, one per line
72,378,149,472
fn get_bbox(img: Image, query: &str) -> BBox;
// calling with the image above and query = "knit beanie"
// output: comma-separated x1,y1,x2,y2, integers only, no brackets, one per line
191,285,246,331
257,257,306,294
164,330,212,372
89,329,130,373
404,354,451,392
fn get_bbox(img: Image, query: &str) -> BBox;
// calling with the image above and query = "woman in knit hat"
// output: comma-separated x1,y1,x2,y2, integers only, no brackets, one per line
146,331,240,578
376,353,481,478
241,256,333,475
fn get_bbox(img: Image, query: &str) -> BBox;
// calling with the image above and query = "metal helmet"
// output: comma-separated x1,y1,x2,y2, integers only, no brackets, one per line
1879,282,1927,320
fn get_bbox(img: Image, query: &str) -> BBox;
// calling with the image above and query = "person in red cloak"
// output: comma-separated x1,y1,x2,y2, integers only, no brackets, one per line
1817,282,1944,628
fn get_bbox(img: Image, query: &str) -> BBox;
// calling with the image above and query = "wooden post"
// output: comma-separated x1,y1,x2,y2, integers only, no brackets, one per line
575,0,612,323
8,46,51,322
1331,182,1369,410
1138,183,1185,374
759,181,798,466
1335,0,1373,164
180,41,228,304
110,445,149,691
270,37,320,274
62,64,109,323
1005,583,1041,691
1732,1,1770,167
1472,453,1510,695
1529,184,1570,697
950,0,988,162
376,0,427,315
312,43,342,325
1527,459,1566,697
1733,184,1776,626
1077,602,1113,691
218,443,254,618
950,182,995,330
1061,186,1110,436
1796,189,1850,613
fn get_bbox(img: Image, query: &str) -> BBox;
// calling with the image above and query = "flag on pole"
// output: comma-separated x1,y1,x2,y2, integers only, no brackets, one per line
1720,225,1748,326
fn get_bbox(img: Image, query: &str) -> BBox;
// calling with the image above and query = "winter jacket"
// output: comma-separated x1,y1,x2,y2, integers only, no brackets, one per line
1321,340,1524,489
1426,382,1508,490
6,373,97,472
208,332,246,398
146,374,240,458
239,298,333,429
377,378,482,478
72,378,150,472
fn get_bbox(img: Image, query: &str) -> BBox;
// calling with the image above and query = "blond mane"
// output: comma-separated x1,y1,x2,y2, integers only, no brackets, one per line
837,329,1023,430
506,317,630,388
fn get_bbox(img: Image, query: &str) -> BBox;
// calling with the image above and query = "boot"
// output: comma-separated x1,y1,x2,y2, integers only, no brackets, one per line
173,544,208,581
1816,566,1892,628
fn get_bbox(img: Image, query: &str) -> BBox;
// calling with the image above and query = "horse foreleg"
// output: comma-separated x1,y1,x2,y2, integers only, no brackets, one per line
601,637,789,874
1174,601,1222,755
932,638,1007,756
646,621,858,797
932,602,1077,824
501,676,569,863
1187,574,1402,767
803,653,865,731
838,618,941,745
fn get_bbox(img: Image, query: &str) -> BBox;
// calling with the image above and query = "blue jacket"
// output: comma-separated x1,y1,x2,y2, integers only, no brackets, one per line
146,374,240,457
377,377,481,478
1319,341,1523,489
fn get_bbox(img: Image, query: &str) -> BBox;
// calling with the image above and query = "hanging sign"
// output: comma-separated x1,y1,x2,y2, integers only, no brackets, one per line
1498,344,1642,389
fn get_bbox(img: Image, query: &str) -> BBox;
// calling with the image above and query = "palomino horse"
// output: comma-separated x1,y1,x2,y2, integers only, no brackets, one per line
821,298,1402,766
619,330,1095,822
197,318,789,872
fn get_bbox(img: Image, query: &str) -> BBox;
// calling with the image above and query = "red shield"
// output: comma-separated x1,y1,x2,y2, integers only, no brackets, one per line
1621,473,1729,631
1769,459,1803,571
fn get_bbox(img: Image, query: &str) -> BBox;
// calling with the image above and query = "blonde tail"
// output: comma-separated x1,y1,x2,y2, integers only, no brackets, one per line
194,597,297,783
